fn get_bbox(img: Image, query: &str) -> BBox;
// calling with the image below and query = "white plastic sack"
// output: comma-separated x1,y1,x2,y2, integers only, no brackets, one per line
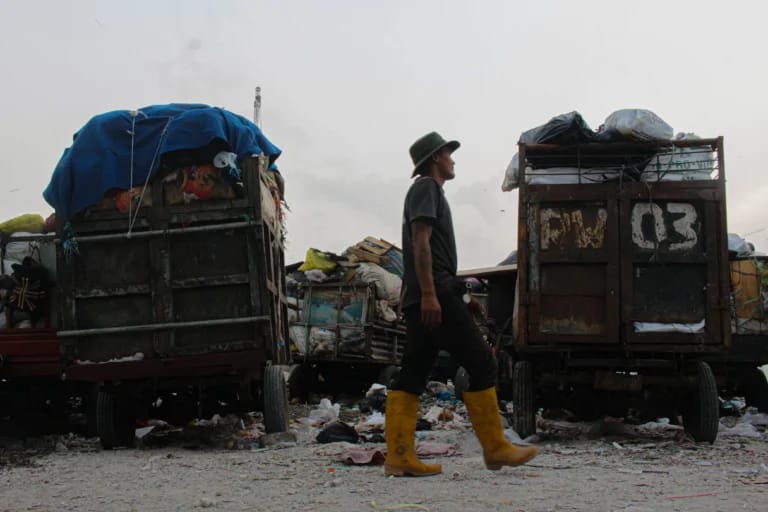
604,109,673,141
633,320,705,333
718,420,762,439
728,233,753,257
289,325,308,354
355,263,401,304
1,233,56,279
642,134,716,182
309,327,335,355
309,398,340,426
2,232,35,275
376,300,398,322
743,408,768,427
501,154,520,192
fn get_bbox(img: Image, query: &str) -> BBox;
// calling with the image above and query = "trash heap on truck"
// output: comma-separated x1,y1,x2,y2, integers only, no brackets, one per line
286,237,407,396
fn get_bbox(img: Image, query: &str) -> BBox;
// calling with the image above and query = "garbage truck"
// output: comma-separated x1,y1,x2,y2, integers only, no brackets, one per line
501,135,736,442
41,104,291,448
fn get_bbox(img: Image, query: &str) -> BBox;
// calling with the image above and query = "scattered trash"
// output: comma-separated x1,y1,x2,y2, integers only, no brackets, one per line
309,398,340,426
742,408,768,427
358,411,385,431
426,381,448,396
338,447,386,466
317,421,359,444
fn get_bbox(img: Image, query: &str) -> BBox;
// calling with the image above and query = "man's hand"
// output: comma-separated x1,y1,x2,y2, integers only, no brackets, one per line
421,293,442,329
466,296,486,318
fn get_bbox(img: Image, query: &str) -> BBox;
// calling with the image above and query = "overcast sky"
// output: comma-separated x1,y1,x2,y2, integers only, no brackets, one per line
1,0,766,267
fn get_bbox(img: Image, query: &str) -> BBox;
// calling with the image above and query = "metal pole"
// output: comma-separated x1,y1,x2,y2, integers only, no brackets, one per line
56,220,259,244
58,315,271,338
254,86,262,127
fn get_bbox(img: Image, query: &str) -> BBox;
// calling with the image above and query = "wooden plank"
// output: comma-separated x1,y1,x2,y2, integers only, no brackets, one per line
456,265,517,279
361,236,392,255
74,285,151,299
170,274,250,290
347,247,388,265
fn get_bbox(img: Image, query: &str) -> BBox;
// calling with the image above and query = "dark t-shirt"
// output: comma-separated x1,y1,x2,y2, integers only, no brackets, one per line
401,176,458,308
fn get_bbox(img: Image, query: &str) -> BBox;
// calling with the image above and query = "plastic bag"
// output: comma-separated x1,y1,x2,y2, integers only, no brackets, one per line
2,232,37,275
603,109,673,141
309,398,340,425
355,263,401,304
728,233,754,257
0,214,45,235
501,154,519,192
316,421,359,444
519,111,597,145
642,133,716,182
298,248,338,273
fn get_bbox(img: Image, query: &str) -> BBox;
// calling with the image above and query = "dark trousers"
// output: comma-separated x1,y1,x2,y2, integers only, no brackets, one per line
394,290,497,394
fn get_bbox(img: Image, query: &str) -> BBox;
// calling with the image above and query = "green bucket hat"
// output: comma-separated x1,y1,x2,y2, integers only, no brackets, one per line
409,131,460,178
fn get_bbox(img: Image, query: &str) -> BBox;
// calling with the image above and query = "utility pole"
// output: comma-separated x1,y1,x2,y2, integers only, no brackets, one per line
253,86,262,127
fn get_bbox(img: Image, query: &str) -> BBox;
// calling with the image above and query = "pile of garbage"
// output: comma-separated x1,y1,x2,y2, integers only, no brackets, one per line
502,109,718,191
43,104,285,227
286,237,405,358
0,213,56,330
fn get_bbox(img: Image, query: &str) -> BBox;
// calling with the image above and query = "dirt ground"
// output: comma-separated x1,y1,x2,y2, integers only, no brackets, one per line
2,407,768,512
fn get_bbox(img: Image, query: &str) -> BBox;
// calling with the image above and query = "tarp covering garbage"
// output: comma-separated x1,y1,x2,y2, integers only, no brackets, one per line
43,104,282,219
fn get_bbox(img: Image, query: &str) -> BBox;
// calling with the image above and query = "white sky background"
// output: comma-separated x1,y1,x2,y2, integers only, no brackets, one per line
1,0,766,267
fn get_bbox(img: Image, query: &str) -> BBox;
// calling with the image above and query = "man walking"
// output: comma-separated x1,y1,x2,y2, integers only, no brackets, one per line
384,132,538,477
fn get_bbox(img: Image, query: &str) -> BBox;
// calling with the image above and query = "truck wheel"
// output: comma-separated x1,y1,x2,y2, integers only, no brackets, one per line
287,364,314,402
263,365,288,433
454,366,469,402
378,365,400,389
512,361,536,439
96,390,135,449
85,385,99,438
682,361,719,443
744,367,768,412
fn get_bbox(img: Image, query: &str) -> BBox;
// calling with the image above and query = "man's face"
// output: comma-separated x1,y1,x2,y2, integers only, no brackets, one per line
434,148,456,180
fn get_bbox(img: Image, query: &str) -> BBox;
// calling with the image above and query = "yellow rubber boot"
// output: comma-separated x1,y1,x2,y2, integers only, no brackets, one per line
384,390,442,477
464,387,538,470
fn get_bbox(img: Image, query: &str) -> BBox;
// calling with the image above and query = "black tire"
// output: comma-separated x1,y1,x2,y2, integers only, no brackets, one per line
512,361,535,439
496,352,514,401
454,366,469,402
263,365,288,433
96,390,135,450
744,367,768,412
378,365,400,389
287,364,315,401
682,361,719,443
85,385,99,438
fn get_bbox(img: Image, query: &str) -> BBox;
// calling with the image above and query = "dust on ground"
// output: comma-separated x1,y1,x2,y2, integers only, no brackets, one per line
1,404,767,512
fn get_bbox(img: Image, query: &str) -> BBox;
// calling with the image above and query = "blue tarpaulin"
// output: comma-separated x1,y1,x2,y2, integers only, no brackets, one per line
43,104,282,219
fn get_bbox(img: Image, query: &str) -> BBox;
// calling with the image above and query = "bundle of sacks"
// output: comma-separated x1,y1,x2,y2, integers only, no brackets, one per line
0,213,56,329
502,109,718,191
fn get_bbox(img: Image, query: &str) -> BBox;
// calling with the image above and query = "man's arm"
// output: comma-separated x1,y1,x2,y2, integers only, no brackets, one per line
412,221,441,329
